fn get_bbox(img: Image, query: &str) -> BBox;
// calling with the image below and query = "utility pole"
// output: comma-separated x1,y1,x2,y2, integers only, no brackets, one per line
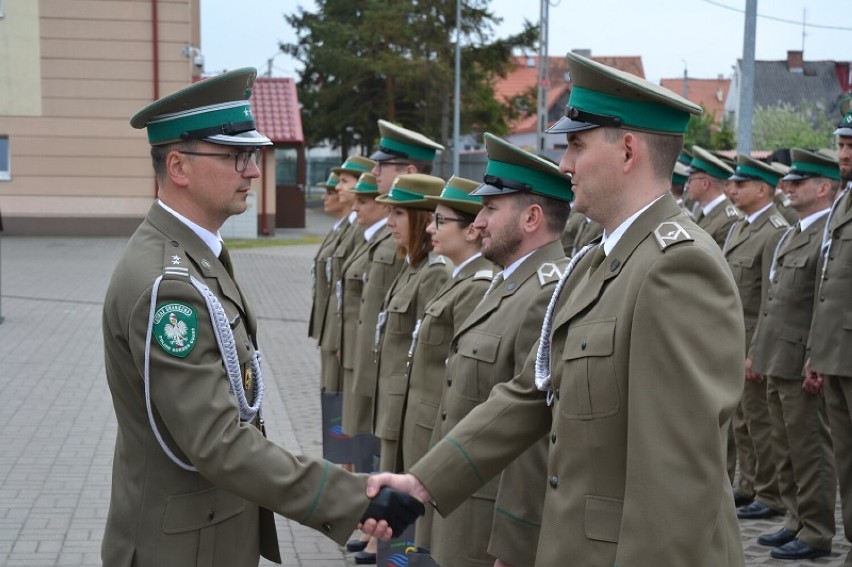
453,0,462,175
535,0,549,153
737,0,757,155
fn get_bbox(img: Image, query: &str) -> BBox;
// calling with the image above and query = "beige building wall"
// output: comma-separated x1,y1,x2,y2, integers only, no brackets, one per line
0,0,208,235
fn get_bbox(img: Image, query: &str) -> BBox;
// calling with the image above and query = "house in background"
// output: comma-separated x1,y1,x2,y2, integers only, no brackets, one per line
725,50,852,130
493,50,644,152
659,76,731,124
0,0,301,236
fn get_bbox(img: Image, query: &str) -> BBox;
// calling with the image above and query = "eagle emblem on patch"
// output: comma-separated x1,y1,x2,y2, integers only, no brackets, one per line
153,302,198,357
653,222,694,250
725,205,740,218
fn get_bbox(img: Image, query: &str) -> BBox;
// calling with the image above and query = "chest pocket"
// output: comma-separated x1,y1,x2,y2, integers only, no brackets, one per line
455,330,501,400
419,300,448,346
558,318,620,420
386,295,414,336
370,248,397,290
728,255,755,283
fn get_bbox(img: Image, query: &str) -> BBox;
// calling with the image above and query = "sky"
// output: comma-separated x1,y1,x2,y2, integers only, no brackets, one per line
201,0,852,84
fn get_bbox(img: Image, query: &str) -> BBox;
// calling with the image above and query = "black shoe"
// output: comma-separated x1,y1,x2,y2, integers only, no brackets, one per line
733,491,753,508
345,539,368,552
757,528,797,547
736,501,783,520
770,539,831,560
354,550,377,565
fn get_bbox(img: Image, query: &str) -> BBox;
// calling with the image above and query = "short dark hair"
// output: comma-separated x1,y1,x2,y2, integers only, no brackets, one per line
512,191,571,236
603,127,684,181
407,159,433,175
150,139,197,182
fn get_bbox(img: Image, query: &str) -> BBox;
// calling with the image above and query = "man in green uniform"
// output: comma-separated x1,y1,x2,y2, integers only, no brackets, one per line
723,155,789,521
366,52,746,566
749,149,839,560
806,98,852,567
687,146,741,249
370,119,444,194
102,69,419,566
426,134,570,567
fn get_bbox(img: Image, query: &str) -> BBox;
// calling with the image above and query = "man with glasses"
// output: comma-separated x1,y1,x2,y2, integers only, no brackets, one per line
370,119,444,194
686,146,741,249
102,68,422,566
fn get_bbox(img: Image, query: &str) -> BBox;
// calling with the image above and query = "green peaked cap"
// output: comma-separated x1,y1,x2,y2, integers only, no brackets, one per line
370,120,445,162
320,172,340,189
472,133,573,202
672,161,690,185
729,154,782,187
332,155,377,176
343,172,379,195
783,148,840,181
425,176,483,215
375,173,446,210
689,146,734,180
548,51,701,135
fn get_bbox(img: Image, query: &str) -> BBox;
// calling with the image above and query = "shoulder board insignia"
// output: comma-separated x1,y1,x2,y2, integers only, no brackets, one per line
472,269,493,281
769,215,789,229
653,221,694,251
537,262,564,287
162,243,190,280
725,205,741,218
428,254,447,266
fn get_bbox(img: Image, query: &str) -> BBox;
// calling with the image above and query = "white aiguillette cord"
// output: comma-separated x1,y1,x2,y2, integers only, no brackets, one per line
144,275,265,472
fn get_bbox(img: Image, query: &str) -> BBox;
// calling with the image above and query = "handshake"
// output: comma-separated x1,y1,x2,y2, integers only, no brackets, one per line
359,473,434,539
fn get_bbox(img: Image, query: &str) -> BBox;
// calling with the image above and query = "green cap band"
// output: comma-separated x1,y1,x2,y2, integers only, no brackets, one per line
441,185,482,204
146,101,254,145
734,164,780,187
690,156,731,180
326,175,339,188
354,178,378,193
790,161,841,181
384,187,425,202
672,172,688,185
486,159,572,202
379,137,436,161
570,85,691,134
340,157,372,173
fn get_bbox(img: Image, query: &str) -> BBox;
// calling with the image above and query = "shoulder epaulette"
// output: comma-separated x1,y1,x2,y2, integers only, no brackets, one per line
537,262,564,287
769,215,789,229
725,205,741,218
472,269,493,281
653,221,694,251
428,253,447,266
162,243,191,280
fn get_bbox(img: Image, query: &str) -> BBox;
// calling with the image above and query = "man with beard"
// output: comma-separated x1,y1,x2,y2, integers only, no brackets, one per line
806,96,852,566
426,133,571,567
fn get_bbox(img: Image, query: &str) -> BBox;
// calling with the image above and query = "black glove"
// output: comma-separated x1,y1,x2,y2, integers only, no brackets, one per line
360,486,426,535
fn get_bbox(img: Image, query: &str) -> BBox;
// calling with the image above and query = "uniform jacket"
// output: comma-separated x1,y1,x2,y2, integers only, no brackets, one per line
561,211,585,256
572,217,604,256
401,255,493,470
373,254,451,448
102,203,369,567
751,217,825,379
809,188,852,376
428,240,567,567
308,216,351,341
696,196,741,249
723,205,789,345
410,195,746,567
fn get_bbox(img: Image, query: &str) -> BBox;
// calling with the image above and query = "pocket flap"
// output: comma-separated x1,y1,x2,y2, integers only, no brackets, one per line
374,249,396,265
584,495,622,543
387,296,412,314
425,300,447,318
562,319,616,361
162,487,246,534
785,255,807,268
457,331,501,363
730,255,754,268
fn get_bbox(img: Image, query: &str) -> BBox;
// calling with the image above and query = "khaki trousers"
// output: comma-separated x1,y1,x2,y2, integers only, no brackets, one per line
733,379,783,510
824,374,852,565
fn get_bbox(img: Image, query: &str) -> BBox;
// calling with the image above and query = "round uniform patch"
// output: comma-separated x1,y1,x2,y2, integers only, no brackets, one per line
153,302,198,357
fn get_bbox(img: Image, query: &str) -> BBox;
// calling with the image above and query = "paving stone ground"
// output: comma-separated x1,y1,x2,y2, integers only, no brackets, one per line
0,208,847,566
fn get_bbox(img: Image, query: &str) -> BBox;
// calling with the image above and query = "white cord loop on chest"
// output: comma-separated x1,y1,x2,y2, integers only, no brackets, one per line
534,243,597,405
144,274,265,471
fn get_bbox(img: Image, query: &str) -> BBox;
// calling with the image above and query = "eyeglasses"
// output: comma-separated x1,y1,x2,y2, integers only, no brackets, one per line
686,175,709,185
178,148,261,173
434,213,469,228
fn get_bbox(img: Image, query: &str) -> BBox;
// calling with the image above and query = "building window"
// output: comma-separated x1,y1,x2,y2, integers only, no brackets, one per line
0,136,9,180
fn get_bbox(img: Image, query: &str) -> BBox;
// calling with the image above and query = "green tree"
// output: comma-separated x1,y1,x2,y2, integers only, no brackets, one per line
683,104,736,150
751,101,836,151
283,0,537,160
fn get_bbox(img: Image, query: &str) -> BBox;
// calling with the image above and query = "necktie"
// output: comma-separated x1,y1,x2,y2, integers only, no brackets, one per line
219,243,235,278
482,271,504,299
588,244,606,272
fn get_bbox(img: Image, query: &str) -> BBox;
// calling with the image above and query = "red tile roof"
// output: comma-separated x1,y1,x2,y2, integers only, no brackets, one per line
494,55,645,134
659,77,730,123
249,77,304,144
